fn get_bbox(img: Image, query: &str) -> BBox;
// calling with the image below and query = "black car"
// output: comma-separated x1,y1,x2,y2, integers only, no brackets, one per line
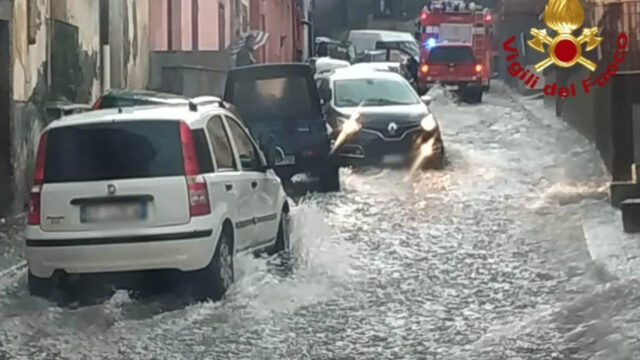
224,64,340,192
316,68,444,169
91,89,193,109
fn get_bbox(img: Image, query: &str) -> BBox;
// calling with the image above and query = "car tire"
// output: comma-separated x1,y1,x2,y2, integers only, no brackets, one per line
28,272,53,298
190,227,234,301
422,144,446,170
269,211,291,256
475,90,484,103
319,163,340,192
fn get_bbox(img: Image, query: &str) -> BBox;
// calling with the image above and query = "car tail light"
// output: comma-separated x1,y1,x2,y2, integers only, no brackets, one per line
475,64,483,73
179,122,211,217
420,11,428,22
91,97,103,110
485,12,492,23
28,132,48,225
420,64,429,74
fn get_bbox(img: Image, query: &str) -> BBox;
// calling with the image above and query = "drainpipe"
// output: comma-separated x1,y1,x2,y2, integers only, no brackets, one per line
301,20,313,60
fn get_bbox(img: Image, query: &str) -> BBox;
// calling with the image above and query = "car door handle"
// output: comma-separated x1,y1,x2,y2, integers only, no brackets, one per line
225,183,233,191
251,181,258,189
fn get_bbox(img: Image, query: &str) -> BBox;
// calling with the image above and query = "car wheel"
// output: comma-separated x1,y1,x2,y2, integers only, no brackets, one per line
475,90,484,103
319,163,340,192
28,272,53,298
422,144,445,170
269,211,291,256
28,272,72,303
190,227,234,301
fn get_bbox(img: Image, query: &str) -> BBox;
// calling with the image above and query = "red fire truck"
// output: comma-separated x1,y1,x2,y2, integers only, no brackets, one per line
416,1,493,101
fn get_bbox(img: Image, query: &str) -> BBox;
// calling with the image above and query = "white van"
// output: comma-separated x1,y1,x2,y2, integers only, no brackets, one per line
347,30,419,56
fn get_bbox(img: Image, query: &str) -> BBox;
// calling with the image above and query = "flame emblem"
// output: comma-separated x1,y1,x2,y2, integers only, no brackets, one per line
528,0,602,72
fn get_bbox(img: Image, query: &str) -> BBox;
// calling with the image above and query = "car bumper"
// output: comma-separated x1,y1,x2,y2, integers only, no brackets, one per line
419,77,482,88
334,128,442,166
25,218,221,278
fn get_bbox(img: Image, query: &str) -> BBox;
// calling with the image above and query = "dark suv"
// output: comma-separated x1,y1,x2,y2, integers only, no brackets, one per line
224,64,339,192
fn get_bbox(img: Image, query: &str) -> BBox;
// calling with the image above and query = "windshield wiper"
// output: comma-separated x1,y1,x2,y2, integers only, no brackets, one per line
338,99,360,106
365,98,412,106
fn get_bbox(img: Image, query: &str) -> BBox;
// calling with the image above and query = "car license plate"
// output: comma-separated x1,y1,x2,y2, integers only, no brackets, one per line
81,202,147,223
276,155,295,166
382,154,405,164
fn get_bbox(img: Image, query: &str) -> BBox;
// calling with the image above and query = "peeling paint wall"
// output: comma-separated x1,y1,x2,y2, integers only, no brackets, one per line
11,0,49,215
5,0,150,215
109,0,150,89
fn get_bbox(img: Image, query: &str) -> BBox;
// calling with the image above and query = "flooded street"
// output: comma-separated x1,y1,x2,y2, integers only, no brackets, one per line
1,89,639,359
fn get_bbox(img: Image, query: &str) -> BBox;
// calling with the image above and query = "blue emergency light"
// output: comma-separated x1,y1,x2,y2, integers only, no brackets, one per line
425,38,437,48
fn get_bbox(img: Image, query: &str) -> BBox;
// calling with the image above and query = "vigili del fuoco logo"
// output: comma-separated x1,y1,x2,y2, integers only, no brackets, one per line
503,0,629,98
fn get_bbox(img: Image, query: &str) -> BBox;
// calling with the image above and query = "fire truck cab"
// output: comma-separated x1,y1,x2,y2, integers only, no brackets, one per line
416,1,493,102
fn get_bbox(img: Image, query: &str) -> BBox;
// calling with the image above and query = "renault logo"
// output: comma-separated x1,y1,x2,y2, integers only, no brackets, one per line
388,122,398,135
107,184,116,195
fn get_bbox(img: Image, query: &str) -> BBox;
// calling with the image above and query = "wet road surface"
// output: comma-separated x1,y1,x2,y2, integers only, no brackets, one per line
0,88,639,359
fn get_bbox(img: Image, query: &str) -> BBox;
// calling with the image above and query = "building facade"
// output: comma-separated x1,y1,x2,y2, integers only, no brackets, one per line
0,0,150,217
250,0,303,63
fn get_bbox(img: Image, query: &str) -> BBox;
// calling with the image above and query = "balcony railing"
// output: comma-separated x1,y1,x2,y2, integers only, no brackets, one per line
591,0,640,71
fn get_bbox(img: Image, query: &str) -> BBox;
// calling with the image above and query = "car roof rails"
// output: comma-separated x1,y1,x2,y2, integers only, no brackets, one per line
188,96,227,112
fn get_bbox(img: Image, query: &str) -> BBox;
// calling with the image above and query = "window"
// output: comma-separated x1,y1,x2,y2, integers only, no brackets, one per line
231,76,313,118
242,4,249,32
218,3,226,49
192,0,199,50
427,46,475,64
206,116,236,170
45,121,184,183
225,118,261,171
167,0,173,50
191,129,214,173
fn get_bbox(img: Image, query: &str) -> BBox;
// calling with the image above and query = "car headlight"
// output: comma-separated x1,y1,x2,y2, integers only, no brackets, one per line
421,113,437,132
338,113,361,135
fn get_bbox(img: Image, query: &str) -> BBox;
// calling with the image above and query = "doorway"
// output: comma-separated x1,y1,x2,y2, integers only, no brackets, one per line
0,20,12,216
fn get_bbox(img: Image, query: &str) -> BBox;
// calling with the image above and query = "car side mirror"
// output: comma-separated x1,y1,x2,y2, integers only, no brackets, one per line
319,88,332,104
421,95,433,106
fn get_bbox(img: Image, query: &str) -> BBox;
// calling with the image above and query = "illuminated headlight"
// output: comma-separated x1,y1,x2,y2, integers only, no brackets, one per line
421,113,437,132
338,114,361,135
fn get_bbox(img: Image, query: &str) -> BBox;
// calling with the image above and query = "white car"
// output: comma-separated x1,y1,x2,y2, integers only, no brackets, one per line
25,100,290,301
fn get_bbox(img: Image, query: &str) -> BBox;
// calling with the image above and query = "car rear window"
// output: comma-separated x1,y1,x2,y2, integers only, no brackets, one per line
428,46,475,64
44,121,184,183
231,76,313,119
98,96,160,109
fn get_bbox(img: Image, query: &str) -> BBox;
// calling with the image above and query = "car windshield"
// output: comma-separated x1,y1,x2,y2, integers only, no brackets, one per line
428,46,476,63
334,78,419,107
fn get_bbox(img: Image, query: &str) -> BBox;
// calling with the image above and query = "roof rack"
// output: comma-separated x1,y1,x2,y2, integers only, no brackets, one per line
188,96,227,112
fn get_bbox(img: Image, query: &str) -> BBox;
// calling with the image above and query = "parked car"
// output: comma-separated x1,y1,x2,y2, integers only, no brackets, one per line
348,30,420,58
316,68,444,169
224,64,340,191
91,89,192,109
418,43,484,103
26,101,290,302
314,37,356,63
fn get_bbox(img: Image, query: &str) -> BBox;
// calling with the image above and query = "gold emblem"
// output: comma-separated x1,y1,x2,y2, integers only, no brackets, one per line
528,0,602,72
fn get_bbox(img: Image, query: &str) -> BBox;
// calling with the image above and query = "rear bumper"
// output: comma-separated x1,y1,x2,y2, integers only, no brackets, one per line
25,219,220,278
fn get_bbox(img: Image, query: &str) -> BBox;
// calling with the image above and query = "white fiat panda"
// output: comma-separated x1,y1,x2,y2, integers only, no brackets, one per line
25,100,290,301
